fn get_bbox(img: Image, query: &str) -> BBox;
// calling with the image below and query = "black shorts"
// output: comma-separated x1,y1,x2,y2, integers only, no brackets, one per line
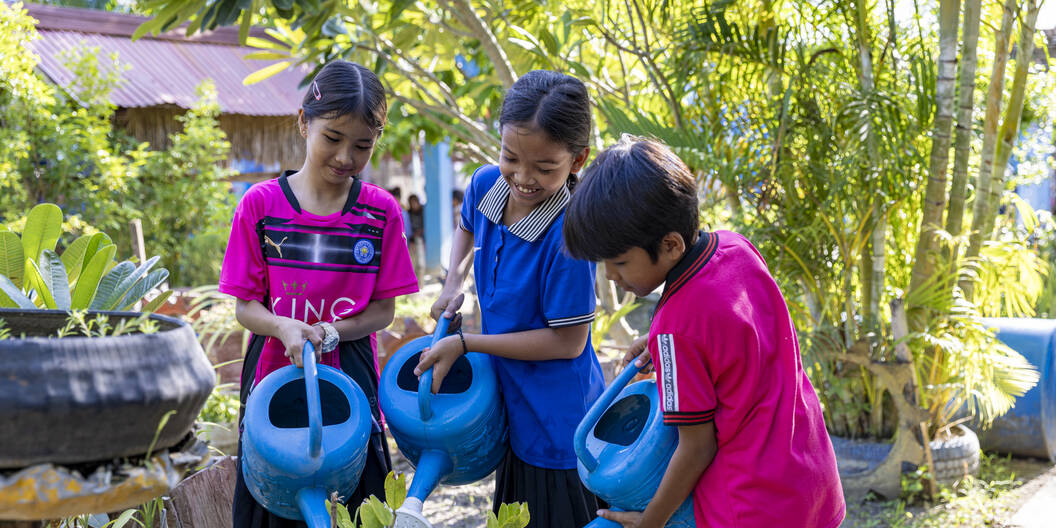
493,448,605,528
233,334,391,527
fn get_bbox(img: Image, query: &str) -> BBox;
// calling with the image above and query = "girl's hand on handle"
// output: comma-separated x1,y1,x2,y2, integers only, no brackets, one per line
414,335,465,394
430,291,465,322
276,318,323,368
620,335,653,374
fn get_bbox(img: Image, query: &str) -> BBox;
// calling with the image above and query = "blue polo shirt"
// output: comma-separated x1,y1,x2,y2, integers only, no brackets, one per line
461,165,604,469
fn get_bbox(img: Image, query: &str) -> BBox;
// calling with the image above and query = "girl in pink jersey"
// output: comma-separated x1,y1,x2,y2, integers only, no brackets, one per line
219,61,419,527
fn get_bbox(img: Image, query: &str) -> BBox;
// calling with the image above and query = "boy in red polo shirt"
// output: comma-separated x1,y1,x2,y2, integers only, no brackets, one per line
563,136,844,528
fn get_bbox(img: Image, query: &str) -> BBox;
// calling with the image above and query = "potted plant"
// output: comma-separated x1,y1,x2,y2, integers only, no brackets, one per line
0,204,215,518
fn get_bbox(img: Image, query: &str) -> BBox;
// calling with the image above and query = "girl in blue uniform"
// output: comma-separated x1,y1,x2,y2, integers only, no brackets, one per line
416,70,605,528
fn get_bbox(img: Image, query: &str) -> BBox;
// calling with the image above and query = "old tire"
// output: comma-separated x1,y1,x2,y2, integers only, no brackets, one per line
929,424,980,486
0,309,215,468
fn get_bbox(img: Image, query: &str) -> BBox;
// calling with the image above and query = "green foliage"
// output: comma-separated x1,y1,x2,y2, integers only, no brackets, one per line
1031,212,1056,318
326,471,529,527
189,285,250,356
55,311,160,338
198,386,239,425
591,299,639,352
899,465,934,505
904,244,1039,428
0,2,234,288
0,203,171,312
488,502,531,528
327,471,406,527
125,0,1055,438
134,82,235,286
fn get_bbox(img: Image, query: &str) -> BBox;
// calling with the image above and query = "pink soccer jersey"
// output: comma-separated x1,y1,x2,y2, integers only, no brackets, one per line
219,174,419,382
648,230,845,528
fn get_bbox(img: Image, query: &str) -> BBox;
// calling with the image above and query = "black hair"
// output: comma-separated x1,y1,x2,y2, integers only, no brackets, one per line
499,70,591,191
302,61,387,135
564,136,699,261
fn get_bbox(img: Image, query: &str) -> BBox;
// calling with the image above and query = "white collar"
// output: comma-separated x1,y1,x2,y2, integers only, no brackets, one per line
477,177,570,242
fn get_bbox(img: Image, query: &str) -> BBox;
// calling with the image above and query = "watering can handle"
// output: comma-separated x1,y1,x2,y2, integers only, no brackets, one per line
574,360,644,472
302,341,323,459
418,314,454,421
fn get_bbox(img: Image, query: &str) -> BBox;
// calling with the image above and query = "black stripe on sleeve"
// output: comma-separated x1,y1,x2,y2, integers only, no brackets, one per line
662,409,716,425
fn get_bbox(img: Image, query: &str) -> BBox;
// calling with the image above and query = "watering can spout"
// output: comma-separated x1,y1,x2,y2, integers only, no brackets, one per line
407,449,453,501
295,487,331,528
575,362,643,472
394,449,451,528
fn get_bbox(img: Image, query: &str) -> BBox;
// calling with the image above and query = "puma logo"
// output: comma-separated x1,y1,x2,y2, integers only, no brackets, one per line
264,235,288,258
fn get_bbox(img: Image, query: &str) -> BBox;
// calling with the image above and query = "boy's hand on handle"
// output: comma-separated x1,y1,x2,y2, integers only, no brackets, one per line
430,291,465,322
277,318,323,368
597,509,645,528
621,335,653,374
414,335,465,394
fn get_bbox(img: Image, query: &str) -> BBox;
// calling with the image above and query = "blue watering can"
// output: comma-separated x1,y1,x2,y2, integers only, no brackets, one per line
575,361,696,528
379,315,508,528
241,342,373,528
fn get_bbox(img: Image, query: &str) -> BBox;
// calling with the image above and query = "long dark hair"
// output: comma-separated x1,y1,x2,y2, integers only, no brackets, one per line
499,70,591,190
302,61,387,135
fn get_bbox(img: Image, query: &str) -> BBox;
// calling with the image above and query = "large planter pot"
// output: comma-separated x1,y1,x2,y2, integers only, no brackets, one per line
978,318,1056,461
0,309,215,468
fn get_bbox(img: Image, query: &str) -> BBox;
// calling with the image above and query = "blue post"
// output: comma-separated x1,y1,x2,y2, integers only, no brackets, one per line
423,141,453,275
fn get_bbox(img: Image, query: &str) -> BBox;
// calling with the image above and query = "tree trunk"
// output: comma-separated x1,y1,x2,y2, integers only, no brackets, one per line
870,213,887,329
944,0,983,239
983,0,1041,236
962,0,1018,298
852,0,885,330
909,0,960,300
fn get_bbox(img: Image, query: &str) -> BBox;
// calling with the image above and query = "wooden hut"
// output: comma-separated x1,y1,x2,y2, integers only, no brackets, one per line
25,2,307,180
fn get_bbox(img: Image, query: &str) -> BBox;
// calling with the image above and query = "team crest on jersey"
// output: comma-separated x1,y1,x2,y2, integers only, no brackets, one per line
353,240,375,264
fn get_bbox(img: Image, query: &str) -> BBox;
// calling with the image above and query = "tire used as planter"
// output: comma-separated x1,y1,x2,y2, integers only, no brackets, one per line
832,422,980,495
0,309,215,468
929,424,980,486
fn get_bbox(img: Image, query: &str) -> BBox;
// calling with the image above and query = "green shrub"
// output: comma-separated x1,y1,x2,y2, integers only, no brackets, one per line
0,2,234,288
0,203,171,312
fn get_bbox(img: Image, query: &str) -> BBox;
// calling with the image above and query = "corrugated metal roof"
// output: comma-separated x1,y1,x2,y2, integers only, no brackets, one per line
26,4,308,116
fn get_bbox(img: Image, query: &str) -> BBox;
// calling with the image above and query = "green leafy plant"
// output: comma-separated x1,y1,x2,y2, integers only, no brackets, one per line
591,299,639,354
900,464,933,505
487,502,532,528
0,203,172,313
187,284,249,358
326,472,529,528
55,311,160,338
198,385,239,425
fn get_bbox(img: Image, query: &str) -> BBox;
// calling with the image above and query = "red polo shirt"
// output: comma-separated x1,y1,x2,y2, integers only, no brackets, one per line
648,230,845,527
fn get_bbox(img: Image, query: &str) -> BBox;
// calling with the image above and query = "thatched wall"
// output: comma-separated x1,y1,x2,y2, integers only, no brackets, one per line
114,106,304,170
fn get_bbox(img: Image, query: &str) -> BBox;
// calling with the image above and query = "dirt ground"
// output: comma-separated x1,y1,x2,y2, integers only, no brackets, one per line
840,456,1056,527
